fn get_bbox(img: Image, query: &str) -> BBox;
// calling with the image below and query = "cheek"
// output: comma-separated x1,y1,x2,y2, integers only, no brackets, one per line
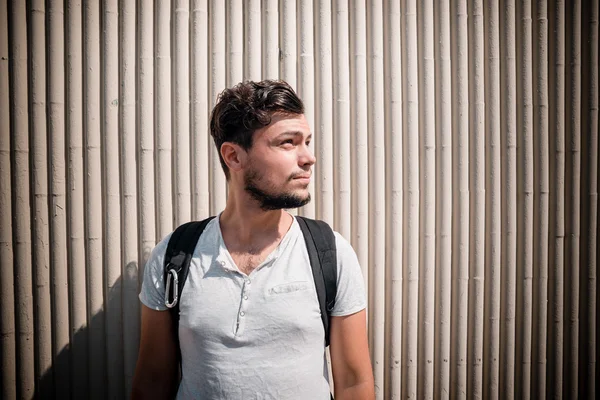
264,152,295,172
247,157,285,184
250,148,297,180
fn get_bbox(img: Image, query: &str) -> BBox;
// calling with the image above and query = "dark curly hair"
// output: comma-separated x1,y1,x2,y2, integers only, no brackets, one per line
209,80,305,179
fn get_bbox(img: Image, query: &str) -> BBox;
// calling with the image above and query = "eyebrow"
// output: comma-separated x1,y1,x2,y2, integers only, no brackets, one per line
275,131,312,140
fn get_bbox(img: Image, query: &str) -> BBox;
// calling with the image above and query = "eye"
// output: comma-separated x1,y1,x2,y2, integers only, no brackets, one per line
305,140,311,146
280,139,294,147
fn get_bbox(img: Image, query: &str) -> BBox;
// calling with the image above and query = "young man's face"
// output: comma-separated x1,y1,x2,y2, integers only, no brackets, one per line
242,113,316,210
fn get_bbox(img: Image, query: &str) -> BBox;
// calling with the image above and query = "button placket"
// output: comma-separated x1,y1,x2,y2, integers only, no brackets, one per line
235,278,251,336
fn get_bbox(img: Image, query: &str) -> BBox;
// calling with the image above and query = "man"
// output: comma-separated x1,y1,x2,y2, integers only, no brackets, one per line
132,80,374,399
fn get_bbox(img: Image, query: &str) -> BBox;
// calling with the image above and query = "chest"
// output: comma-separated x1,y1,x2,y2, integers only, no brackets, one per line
178,245,323,342
229,251,268,275
227,234,285,275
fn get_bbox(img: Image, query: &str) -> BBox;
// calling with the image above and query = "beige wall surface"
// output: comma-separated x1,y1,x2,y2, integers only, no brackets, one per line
1,0,598,399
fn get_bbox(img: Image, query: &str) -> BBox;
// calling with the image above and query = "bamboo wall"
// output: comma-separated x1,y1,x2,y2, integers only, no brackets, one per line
0,0,598,399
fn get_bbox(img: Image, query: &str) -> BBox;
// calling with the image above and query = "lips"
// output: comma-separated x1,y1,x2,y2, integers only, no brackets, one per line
291,173,311,183
291,172,311,180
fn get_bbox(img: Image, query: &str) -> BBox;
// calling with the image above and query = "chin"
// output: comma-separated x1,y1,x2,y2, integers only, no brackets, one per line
294,188,310,199
285,187,310,201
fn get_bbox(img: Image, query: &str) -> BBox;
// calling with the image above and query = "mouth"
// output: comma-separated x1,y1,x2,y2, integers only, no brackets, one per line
291,173,311,184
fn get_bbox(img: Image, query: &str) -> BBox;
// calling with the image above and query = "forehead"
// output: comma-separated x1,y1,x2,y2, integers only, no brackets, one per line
255,113,311,140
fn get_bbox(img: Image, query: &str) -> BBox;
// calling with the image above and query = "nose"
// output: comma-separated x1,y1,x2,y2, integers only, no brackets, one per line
299,143,316,167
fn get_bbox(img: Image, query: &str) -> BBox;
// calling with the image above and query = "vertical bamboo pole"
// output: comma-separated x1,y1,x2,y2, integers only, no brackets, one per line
67,0,89,396
313,14,334,387
48,0,70,397
174,0,191,225
244,0,261,81
222,0,241,211
350,0,369,291
277,0,296,229
548,0,565,396
500,0,517,397
0,1,16,397
578,0,595,392
516,1,535,399
450,0,470,397
191,0,209,220
156,0,173,237
384,1,402,397
417,0,436,396
435,0,452,396
564,1,582,397
483,1,502,397
279,0,296,89
402,0,419,397
315,0,333,225
84,2,106,397
367,1,385,397
121,0,138,394
10,0,35,396
29,0,52,394
333,0,351,239
582,1,598,396
516,0,535,397
532,0,549,396
262,0,278,79
468,0,485,396
138,0,156,268
298,0,315,219
227,0,243,86
209,0,227,213
103,1,123,398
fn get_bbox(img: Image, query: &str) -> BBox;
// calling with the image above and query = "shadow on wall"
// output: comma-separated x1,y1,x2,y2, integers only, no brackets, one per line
35,261,142,400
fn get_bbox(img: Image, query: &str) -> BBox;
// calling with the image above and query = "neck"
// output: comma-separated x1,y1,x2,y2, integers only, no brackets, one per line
219,184,293,247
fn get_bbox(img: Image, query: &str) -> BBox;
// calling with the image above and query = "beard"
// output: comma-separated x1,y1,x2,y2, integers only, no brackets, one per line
244,168,311,211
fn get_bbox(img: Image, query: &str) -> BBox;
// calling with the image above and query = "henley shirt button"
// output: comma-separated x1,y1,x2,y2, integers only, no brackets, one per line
245,279,251,284
219,261,225,266
243,296,248,300
240,311,245,316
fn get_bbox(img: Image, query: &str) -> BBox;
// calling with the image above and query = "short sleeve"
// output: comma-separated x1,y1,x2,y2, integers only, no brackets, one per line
139,233,172,311
330,232,367,317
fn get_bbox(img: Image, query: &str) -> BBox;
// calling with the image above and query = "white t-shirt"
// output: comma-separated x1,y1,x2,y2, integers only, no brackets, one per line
139,215,366,400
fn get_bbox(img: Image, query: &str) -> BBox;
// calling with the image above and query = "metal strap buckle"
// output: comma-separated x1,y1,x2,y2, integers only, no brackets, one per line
165,268,179,308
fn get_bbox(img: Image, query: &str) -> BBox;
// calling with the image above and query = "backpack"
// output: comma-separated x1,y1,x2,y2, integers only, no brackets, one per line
163,216,338,356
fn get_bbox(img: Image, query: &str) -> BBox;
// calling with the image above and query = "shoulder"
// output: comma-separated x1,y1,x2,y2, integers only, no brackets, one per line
147,232,173,269
332,231,363,280
139,232,172,310
294,216,358,261
332,231,354,255
159,216,220,259
330,230,366,316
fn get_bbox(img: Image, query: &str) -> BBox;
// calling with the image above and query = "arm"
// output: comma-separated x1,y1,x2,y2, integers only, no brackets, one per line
329,309,375,400
131,305,179,399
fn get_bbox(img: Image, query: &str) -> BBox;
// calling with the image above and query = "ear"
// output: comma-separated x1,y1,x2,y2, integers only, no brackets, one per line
221,142,246,173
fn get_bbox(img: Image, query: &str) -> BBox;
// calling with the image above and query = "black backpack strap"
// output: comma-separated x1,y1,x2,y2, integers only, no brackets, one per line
164,216,215,362
297,216,338,347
